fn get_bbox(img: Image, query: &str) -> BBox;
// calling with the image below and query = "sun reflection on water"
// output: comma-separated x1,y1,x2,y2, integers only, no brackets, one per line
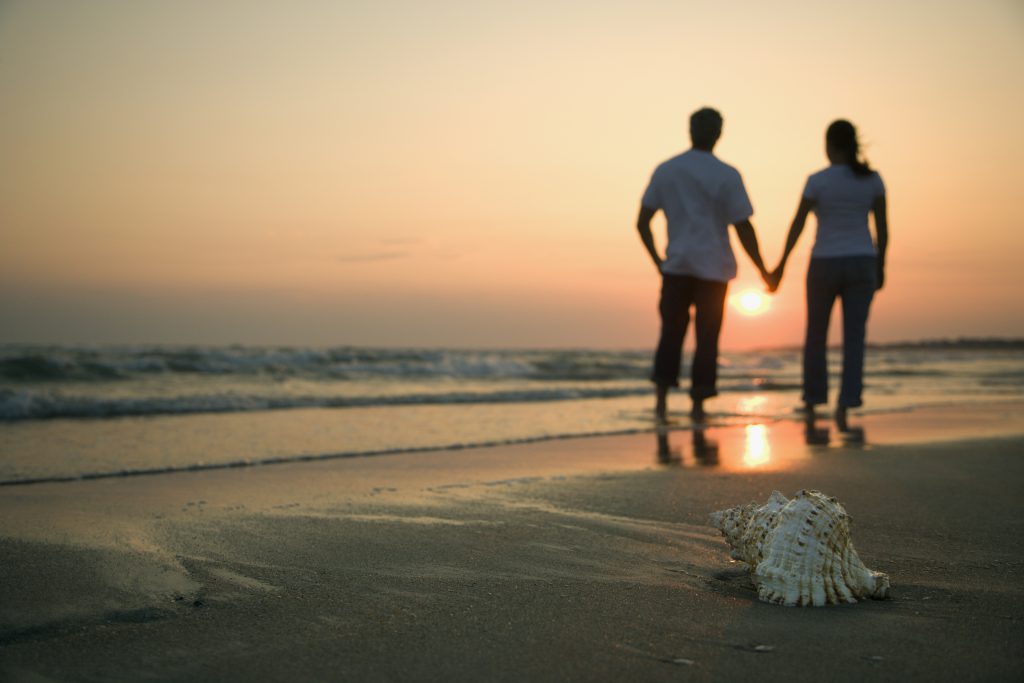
743,424,772,468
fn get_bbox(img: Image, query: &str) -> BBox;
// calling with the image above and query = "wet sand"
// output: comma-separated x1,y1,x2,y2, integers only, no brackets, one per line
1,403,1023,681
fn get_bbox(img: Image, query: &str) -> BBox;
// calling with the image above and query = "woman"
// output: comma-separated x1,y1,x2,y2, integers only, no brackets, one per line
772,120,889,427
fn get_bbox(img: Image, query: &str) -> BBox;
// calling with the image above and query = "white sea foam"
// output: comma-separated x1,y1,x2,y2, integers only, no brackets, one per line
0,343,1021,483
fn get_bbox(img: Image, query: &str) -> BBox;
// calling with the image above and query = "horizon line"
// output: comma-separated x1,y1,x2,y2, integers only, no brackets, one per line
1,336,1022,354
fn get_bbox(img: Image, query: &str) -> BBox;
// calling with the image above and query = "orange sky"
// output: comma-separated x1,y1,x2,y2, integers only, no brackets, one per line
1,1,1022,348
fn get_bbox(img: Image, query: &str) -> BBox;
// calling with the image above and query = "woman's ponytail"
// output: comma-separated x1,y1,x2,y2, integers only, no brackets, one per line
826,120,873,177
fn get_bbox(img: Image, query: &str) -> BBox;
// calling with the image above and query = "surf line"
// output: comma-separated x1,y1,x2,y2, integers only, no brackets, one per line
0,427,659,487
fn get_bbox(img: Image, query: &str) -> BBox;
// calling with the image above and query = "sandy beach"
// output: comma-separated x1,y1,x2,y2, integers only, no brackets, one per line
2,403,1023,681
5,1,1024,681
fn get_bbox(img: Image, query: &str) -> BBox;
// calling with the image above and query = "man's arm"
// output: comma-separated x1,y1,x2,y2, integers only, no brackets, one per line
636,205,663,271
771,197,815,291
873,194,888,290
732,218,770,287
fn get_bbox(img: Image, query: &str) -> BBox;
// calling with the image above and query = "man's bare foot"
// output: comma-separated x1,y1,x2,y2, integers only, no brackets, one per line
798,403,817,420
655,384,669,424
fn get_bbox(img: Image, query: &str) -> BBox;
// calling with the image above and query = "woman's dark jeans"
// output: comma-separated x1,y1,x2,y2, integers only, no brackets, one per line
651,273,728,400
803,256,877,408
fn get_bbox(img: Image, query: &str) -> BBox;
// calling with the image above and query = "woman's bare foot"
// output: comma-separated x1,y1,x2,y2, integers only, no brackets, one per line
835,406,849,432
690,399,707,423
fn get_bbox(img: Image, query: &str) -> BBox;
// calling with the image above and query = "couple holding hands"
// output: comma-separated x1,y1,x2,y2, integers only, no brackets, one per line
637,107,888,426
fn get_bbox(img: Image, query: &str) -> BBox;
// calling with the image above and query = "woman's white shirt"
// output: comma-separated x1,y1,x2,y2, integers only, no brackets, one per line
803,165,885,258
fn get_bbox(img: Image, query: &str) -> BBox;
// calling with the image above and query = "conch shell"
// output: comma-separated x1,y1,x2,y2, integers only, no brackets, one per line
709,489,889,606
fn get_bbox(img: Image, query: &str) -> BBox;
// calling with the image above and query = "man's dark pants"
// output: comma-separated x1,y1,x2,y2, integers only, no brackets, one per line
651,273,728,400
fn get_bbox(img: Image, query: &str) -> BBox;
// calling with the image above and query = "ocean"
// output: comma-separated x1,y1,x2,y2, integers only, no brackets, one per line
1,342,1021,484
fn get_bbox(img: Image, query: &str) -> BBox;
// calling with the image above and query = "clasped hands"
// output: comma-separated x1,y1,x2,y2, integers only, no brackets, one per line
760,265,784,294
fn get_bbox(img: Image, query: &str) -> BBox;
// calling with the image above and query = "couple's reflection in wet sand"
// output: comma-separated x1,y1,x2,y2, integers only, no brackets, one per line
805,413,867,447
656,427,719,466
655,412,868,468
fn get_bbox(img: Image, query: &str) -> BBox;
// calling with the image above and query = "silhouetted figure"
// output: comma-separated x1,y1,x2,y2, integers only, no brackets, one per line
637,107,771,423
770,120,889,430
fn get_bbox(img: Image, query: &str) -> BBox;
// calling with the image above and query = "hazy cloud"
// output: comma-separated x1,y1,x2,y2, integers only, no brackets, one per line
336,250,409,264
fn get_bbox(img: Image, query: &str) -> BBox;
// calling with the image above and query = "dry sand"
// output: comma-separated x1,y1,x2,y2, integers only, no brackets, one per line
1,403,1023,681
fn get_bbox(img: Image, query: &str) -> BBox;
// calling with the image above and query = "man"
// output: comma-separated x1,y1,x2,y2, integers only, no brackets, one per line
637,107,771,422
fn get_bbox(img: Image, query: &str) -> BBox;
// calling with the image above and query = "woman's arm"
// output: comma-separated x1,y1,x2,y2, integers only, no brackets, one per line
873,194,888,290
772,197,815,290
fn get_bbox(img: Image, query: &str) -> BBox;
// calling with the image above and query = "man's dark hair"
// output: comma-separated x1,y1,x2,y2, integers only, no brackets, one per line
690,107,723,148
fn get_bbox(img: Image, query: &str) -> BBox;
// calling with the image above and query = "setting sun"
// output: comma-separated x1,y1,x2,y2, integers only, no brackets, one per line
731,289,770,316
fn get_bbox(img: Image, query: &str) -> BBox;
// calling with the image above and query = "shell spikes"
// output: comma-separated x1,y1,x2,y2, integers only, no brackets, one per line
709,490,890,606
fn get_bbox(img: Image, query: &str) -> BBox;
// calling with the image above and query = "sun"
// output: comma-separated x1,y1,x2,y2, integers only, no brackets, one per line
730,288,770,316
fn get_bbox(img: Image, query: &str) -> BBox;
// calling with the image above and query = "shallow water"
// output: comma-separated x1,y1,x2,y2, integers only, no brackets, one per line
0,344,1021,483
